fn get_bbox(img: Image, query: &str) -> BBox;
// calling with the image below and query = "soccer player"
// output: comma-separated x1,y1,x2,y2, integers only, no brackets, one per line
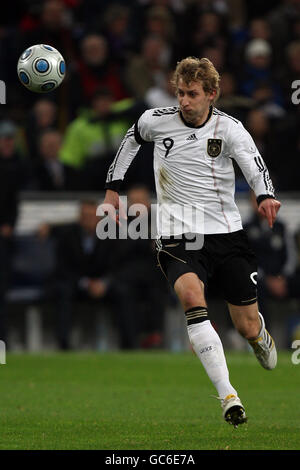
102,57,281,427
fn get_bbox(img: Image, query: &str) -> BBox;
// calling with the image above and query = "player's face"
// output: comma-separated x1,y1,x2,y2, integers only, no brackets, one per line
177,78,215,126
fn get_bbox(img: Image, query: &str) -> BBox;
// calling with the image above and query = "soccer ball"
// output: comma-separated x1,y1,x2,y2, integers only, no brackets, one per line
17,44,66,93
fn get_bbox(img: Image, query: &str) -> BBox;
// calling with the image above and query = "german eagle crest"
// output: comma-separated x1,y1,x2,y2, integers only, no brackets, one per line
207,139,222,157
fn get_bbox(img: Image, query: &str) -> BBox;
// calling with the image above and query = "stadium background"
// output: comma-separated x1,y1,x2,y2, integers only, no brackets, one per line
0,0,300,353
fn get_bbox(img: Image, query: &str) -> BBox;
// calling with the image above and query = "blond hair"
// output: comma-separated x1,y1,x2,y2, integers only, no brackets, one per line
171,57,220,103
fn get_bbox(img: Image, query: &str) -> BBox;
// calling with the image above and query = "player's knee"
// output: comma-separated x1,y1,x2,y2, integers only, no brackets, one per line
181,288,205,311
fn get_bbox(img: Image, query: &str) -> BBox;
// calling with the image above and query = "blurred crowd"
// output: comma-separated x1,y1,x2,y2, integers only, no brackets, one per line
0,0,300,349
0,0,300,193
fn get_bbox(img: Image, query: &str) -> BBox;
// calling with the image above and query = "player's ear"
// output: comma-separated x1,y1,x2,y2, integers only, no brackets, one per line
209,89,217,103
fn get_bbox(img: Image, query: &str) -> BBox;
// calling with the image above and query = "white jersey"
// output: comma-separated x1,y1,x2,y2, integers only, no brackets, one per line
105,106,275,236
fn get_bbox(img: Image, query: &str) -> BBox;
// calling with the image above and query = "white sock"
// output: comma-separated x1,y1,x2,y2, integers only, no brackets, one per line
258,312,266,337
187,320,237,399
249,312,266,342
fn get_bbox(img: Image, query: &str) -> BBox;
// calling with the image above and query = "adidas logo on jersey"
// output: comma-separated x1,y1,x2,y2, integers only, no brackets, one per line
186,133,197,141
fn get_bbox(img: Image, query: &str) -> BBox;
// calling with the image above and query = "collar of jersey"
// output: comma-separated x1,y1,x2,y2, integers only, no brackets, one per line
179,105,213,128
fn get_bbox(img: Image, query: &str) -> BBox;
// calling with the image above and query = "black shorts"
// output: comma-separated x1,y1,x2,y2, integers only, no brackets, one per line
156,230,258,306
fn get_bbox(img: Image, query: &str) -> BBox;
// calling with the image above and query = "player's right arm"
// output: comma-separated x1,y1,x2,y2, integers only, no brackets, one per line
102,110,153,223
101,110,151,223
105,111,153,191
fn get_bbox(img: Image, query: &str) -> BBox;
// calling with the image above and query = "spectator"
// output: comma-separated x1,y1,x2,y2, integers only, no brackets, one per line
34,129,67,191
244,108,295,191
144,69,178,108
72,0,137,33
0,119,31,209
291,17,300,42
20,0,76,63
245,108,272,156
0,120,31,343
201,45,226,73
124,34,171,99
59,87,138,190
231,17,275,74
24,99,58,161
46,199,139,350
240,38,282,105
97,3,134,66
287,227,300,308
60,88,143,190
184,11,229,59
216,71,253,121
251,80,286,119
69,33,128,112
280,40,300,109
143,5,176,54
249,17,272,42
267,0,300,52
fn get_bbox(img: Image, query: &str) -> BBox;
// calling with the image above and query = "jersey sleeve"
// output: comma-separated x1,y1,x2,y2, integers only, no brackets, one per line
134,109,155,143
227,121,275,200
105,110,154,192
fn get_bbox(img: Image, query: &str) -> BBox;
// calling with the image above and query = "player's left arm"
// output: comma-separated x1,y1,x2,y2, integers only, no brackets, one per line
228,121,281,228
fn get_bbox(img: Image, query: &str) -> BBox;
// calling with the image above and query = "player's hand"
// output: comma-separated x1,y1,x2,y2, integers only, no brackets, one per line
99,189,127,226
257,198,281,228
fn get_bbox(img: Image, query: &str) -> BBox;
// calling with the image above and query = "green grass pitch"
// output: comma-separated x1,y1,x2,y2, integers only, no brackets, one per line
0,351,299,450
